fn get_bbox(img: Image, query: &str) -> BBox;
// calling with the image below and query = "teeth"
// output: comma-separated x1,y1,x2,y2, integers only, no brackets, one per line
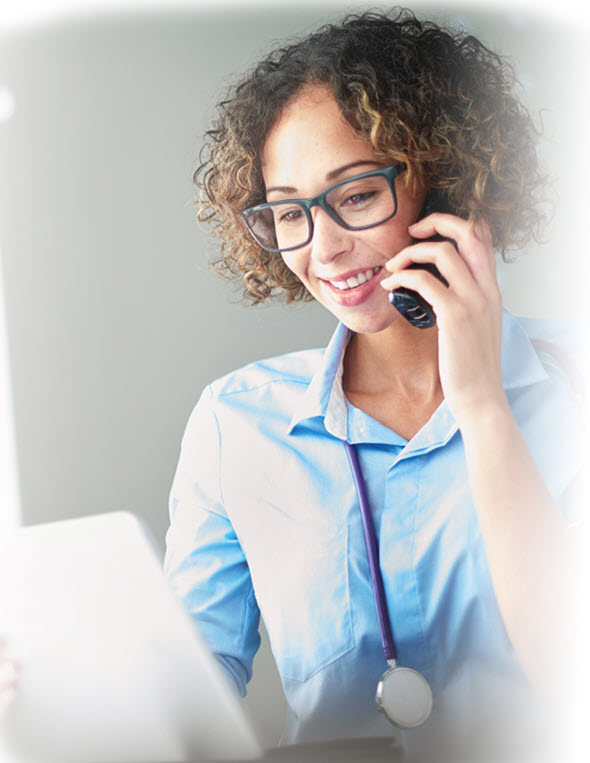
329,267,380,290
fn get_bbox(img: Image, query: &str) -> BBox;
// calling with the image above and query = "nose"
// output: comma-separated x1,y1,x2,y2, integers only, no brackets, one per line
308,208,353,265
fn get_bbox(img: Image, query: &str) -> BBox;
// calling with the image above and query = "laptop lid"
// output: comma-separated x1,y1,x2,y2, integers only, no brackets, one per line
0,511,263,763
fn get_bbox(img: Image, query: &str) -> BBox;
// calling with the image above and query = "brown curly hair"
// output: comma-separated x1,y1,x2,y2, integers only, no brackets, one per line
195,7,548,305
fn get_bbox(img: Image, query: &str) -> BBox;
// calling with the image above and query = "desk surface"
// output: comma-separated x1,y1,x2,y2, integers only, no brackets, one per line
182,732,554,763
182,737,404,763
259,737,404,762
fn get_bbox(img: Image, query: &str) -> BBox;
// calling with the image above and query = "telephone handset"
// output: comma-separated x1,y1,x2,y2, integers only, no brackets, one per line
388,190,454,329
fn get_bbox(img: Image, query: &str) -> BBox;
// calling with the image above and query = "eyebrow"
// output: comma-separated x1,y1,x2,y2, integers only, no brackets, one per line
265,160,383,196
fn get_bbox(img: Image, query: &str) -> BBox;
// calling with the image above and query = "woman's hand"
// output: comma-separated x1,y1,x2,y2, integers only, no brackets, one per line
381,212,506,426
0,639,19,717
384,212,580,696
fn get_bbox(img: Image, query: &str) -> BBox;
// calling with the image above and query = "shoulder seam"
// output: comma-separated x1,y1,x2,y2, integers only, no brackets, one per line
530,338,584,402
212,376,310,399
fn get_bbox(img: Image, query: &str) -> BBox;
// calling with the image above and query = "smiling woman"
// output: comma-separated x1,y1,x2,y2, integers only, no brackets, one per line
258,86,426,333
197,10,546,308
164,7,586,760
0,5,585,762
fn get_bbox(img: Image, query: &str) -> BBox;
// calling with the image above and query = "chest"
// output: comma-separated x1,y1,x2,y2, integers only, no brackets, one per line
345,388,444,441
220,431,505,685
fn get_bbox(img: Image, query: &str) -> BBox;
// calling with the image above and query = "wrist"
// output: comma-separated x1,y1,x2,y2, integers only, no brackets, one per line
453,394,513,438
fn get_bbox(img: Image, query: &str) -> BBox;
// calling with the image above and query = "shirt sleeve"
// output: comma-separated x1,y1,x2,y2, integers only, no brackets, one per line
531,329,588,526
164,385,261,696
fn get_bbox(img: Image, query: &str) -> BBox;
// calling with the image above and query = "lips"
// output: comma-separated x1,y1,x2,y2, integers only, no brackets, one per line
319,266,384,306
326,266,382,291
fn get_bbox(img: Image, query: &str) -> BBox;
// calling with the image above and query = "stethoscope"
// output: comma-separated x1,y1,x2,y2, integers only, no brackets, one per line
344,441,433,729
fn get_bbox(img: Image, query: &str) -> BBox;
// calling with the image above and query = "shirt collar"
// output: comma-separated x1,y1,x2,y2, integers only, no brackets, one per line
288,321,351,439
288,310,549,439
500,309,549,389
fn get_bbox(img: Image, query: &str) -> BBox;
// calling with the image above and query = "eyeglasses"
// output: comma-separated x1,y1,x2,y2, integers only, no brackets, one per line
240,163,406,253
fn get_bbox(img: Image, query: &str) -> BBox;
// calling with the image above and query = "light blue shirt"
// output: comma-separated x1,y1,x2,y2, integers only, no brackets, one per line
165,311,583,753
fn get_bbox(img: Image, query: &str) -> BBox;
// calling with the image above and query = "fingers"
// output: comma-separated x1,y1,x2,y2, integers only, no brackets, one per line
410,211,494,256
0,660,19,686
381,213,501,328
382,238,473,297
383,213,499,294
382,262,458,325
0,640,20,716
0,683,17,716
402,212,496,289
0,668,20,718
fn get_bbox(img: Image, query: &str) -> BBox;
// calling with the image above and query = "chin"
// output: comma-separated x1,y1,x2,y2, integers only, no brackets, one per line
339,309,401,336
311,282,403,335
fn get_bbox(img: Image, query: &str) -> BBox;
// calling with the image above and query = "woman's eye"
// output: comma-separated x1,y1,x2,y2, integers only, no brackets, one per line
343,191,375,207
277,207,304,224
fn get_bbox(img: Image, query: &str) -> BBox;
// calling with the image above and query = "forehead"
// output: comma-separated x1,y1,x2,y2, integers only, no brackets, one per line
261,85,378,190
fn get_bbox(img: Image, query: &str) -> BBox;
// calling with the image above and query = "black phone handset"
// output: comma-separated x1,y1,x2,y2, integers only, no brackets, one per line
387,190,454,329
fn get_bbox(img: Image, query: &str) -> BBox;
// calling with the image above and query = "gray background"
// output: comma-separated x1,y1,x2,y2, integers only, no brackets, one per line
0,2,587,746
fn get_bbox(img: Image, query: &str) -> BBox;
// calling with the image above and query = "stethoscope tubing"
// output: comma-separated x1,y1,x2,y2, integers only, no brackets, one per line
344,441,397,662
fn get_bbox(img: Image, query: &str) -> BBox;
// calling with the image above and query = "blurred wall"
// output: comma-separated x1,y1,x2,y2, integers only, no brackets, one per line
0,3,587,747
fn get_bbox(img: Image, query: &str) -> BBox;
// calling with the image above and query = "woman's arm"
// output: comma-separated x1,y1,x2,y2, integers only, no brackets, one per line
455,390,581,695
165,386,261,696
381,214,584,696
461,390,587,693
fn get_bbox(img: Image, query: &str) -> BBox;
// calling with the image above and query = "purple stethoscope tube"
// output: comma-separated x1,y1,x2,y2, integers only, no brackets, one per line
343,440,396,663
344,441,433,728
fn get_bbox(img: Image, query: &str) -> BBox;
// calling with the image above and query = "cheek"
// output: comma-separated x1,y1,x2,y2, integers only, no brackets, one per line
281,252,308,281
367,219,415,257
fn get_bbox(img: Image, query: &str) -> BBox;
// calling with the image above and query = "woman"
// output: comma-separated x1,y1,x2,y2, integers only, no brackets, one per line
164,7,583,758
2,7,584,759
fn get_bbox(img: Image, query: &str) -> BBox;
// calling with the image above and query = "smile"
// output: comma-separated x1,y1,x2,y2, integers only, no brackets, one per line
325,267,382,290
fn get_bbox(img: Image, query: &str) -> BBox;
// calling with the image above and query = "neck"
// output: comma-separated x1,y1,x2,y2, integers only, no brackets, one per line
343,320,441,402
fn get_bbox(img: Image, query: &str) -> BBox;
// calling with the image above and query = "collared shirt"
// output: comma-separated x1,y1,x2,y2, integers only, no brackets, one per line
165,311,583,753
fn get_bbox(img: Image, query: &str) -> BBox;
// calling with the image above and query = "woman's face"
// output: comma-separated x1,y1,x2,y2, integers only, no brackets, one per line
261,85,426,335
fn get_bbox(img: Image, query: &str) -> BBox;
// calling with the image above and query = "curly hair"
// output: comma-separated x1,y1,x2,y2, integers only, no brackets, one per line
195,7,548,305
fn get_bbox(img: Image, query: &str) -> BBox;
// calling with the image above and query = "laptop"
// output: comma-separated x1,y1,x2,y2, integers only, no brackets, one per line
0,511,263,763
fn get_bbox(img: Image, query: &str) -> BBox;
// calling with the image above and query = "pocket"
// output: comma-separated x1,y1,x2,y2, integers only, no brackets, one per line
256,523,355,683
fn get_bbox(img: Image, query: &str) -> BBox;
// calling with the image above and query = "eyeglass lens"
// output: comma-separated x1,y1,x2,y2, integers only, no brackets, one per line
245,173,395,251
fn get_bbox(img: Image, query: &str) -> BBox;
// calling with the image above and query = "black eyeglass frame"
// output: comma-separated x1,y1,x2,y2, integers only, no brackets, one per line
240,163,407,253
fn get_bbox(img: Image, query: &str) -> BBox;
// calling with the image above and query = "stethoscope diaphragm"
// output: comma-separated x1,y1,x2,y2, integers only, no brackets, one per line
376,664,433,728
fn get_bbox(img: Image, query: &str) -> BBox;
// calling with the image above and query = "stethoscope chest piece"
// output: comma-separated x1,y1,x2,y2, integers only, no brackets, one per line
376,663,433,729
